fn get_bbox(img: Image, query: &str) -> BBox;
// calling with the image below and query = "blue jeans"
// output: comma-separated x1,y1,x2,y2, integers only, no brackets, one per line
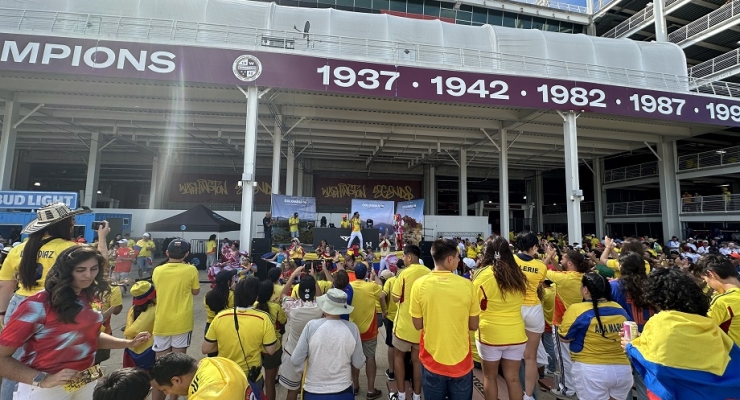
421,365,473,400
541,331,557,373
136,257,150,277
291,231,299,238
1,294,28,400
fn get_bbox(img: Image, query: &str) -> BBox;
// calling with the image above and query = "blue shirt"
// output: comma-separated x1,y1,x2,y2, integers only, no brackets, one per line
610,280,653,332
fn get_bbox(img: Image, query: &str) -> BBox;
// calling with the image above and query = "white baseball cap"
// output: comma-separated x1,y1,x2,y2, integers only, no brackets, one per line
143,232,151,238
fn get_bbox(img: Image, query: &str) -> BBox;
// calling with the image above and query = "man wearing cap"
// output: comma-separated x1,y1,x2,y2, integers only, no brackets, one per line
341,215,350,229
289,213,300,239
277,266,324,400
291,288,366,400
349,264,385,399
151,238,200,398
115,239,135,288
135,233,156,278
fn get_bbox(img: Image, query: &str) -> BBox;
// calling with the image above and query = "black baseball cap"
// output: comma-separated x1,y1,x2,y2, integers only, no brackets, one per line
167,238,191,259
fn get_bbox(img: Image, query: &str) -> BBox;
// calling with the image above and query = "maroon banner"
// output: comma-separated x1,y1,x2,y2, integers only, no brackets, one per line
1,33,739,126
168,173,277,205
314,178,422,206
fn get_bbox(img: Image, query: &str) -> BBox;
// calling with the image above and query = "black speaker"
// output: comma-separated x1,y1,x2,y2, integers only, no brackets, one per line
186,253,207,271
254,258,271,281
251,238,272,258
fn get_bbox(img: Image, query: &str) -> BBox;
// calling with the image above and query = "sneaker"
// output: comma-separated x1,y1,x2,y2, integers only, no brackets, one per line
544,369,556,377
523,395,536,400
388,392,399,400
367,389,382,400
550,388,576,398
412,393,421,400
385,369,395,381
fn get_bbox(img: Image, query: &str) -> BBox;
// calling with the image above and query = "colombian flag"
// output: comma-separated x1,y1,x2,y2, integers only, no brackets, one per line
626,310,740,400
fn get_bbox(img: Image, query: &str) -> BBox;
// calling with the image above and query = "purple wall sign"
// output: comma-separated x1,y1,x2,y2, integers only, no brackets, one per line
2,33,740,127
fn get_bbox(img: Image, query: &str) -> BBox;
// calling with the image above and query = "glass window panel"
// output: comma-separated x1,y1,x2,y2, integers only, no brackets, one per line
532,17,545,30
546,19,559,31
518,15,531,29
424,0,440,17
560,22,573,33
336,0,353,7
472,7,487,23
356,0,371,8
502,12,516,27
318,0,334,4
336,4,354,10
459,4,473,11
456,19,472,25
472,21,484,26
390,0,405,11
456,10,471,22
440,8,455,19
487,9,503,26
407,0,423,14
373,0,390,10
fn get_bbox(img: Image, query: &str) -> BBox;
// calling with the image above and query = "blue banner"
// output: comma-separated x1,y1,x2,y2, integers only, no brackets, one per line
351,199,394,236
396,199,425,245
0,191,79,210
271,195,317,220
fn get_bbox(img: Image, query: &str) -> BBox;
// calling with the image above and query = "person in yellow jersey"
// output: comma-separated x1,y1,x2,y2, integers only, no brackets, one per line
601,237,650,278
340,214,350,229
388,245,428,400
512,232,551,400
700,254,740,345
466,241,478,259
289,213,300,239
559,273,632,400
255,280,287,400
540,279,558,376
203,269,237,349
348,264,385,399
134,232,156,278
206,234,218,269
151,239,200,400
348,212,364,250
123,281,157,371
473,238,528,400
0,202,109,400
380,269,398,380
409,239,480,400
546,249,591,398
203,277,277,390
150,353,255,400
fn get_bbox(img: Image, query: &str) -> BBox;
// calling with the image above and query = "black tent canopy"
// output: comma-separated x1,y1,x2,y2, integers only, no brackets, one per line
145,205,240,232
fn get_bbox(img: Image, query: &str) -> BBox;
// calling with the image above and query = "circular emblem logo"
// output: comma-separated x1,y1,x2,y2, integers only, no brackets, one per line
233,55,262,82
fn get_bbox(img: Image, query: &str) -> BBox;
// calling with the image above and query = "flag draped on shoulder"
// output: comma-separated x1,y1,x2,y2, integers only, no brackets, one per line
626,310,740,400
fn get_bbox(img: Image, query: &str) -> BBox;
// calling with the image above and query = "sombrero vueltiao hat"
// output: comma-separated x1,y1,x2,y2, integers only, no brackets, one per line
22,202,92,234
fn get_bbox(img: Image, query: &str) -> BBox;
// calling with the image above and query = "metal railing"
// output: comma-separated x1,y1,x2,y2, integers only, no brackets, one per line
688,48,740,79
0,8,694,93
513,0,587,13
678,144,740,171
606,199,661,216
690,79,740,97
594,0,620,13
669,0,740,44
542,201,594,215
603,161,658,183
681,194,740,213
602,0,680,39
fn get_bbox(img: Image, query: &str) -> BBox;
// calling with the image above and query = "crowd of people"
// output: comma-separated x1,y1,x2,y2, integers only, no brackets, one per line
1,201,740,400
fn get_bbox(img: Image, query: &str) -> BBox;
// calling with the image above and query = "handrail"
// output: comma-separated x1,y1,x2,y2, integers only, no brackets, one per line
543,201,595,215
604,161,658,184
681,193,739,214
511,0,587,13
678,144,740,171
606,199,661,216
602,0,680,39
689,79,740,98
688,48,740,80
669,0,740,44
0,7,693,93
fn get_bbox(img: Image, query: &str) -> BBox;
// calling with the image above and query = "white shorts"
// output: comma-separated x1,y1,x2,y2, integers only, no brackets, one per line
16,380,96,400
475,341,526,362
153,332,192,352
278,349,303,391
571,362,633,400
521,304,545,334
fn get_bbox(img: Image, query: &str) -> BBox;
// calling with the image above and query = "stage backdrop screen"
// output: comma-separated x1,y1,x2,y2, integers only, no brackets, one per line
271,195,317,221
396,199,425,245
350,199,395,237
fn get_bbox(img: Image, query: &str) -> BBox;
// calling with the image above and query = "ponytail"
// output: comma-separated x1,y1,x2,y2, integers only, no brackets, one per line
581,272,613,339
256,280,273,314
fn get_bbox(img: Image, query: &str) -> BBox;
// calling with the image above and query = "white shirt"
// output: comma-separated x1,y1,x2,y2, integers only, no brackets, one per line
697,246,708,254
281,298,324,354
720,247,731,256
668,240,680,249
291,318,365,394
687,243,697,251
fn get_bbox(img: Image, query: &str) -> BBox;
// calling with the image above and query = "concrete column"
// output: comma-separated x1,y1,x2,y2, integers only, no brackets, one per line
535,172,544,233
285,141,295,196
658,140,680,243
459,149,467,216
296,161,304,196
148,155,166,209
239,86,260,248
653,0,668,42
593,158,606,240
83,132,102,208
272,114,282,196
499,128,510,237
0,94,20,190
562,112,583,244
425,165,436,215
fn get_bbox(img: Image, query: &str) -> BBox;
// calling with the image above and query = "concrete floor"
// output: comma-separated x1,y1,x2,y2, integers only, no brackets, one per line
102,269,559,400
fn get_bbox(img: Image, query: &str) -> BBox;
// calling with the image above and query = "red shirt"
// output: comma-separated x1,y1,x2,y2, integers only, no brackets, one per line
116,247,135,273
0,291,103,373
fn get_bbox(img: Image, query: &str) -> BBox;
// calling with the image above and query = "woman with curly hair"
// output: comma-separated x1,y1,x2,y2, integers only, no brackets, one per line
699,254,740,346
624,268,740,400
0,245,150,399
473,238,528,400
560,273,632,400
